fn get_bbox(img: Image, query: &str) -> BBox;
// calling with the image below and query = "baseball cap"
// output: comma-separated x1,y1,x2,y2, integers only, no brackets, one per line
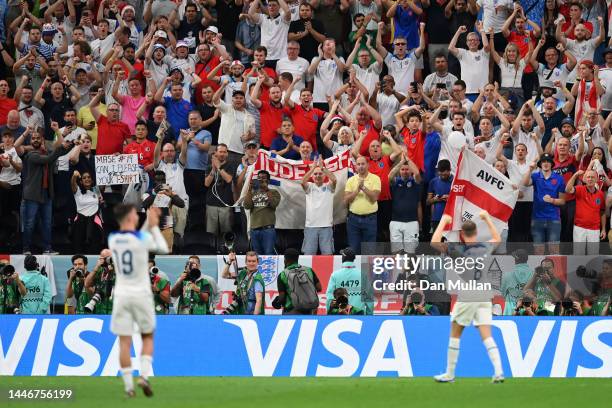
206,26,219,34
539,80,555,90
42,23,57,35
560,117,575,129
176,40,189,49
230,60,244,68
537,153,555,167
154,30,168,39
245,140,259,148
153,44,166,53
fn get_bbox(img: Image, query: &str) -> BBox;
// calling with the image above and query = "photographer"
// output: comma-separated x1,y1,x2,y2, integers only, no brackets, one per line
579,259,612,316
400,290,440,316
84,249,116,314
276,248,321,315
150,264,171,315
142,171,186,253
501,249,533,315
559,292,585,317
328,288,364,315
19,255,52,314
64,254,90,315
171,261,211,315
0,261,26,314
326,247,374,315
182,255,219,313
524,258,564,315
513,291,552,316
222,251,265,315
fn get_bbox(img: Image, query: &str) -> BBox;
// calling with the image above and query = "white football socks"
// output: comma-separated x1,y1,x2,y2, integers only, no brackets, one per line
121,367,134,392
484,337,503,376
446,337,460,377
140,355,153,380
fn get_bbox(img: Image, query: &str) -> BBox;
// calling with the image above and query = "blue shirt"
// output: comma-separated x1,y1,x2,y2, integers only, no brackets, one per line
185,129,212,170
270,135,304,160
164,97,193,135
531,171,565,220
428,175,453,222
423,131,441,184
325,261,373,315
391,176,421,223
393,4,420,49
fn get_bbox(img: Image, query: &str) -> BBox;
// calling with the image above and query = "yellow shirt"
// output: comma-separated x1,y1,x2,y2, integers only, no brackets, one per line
345,172,381,215
77,104,106,149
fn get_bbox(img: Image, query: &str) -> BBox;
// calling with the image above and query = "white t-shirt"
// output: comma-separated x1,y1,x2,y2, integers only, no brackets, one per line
566,38,598,83
215,100,256,154
478,0,513,33
384,52,418,94
506,160,533,202
423,72,459,95
257,12,290,60
91,33,115,62
353,62,383,96
498,59,527,88
442,117,475,141
598,67,612,111
57,127,88,171
312,56,346,103
377,92,401,127
476,129,502,164
276,56,310,91
456,48,490,94
439,125,474,173
304,182,335,227
74,188,100,217
156,160,188,206
0,147,22,185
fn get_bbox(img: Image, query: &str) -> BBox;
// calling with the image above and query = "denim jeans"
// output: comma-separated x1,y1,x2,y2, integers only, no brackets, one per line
531,219,561,244
22,193,53,252
346,212,377,254
250,227,276,255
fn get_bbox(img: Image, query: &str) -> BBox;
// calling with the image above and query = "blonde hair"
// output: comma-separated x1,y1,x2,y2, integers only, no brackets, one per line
338,126,354,143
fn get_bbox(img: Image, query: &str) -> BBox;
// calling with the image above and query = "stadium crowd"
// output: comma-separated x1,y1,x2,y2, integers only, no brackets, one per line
0,0,612,315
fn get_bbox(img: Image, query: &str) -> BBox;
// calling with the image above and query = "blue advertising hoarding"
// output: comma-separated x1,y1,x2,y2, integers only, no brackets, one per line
0,316,610,377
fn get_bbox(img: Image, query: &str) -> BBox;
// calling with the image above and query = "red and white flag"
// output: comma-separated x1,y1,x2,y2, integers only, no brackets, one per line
443,149,519,241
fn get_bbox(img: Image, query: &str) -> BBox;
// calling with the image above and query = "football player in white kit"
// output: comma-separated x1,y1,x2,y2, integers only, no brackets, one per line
431,210,505,383
108,204,169,397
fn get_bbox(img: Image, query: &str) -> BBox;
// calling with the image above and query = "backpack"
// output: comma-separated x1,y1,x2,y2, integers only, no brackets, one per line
286,266,319,311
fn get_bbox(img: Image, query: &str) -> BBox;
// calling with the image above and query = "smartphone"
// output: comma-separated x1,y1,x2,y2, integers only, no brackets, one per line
436,83,446,89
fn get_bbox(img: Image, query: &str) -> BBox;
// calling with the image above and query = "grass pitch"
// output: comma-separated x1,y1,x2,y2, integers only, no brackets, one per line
2,377,610,408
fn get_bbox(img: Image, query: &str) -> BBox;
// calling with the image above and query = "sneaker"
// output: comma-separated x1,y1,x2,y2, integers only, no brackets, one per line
137,377,153,397
492,374,505,384
125,390,136,398
43,249,59,255
434,373,455,383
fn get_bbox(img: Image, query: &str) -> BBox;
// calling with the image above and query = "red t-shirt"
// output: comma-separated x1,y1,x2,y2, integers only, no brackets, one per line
358,120,382,156
553,153,579,201
123,139,156,168
0,97,17,125
507,31,536,73
259,102,288,148
574,185,605,230
244,67,277,103
96,115,131,155
561,20,594,40
289,104,325,151
367,155,393,201
195,56,221,105
401,127,425,172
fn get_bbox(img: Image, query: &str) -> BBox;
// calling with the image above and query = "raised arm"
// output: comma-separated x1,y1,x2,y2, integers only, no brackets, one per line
448,25,466,57
375,21,389,59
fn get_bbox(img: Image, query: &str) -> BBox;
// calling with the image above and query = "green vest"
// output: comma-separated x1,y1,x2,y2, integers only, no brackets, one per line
329,304,364,315
402,303,435,315
92,267,115,314
71,278,90,314
236,268,266,315
0,279,21,313
178,278,210,315
153,276,170,315
278,263,315,312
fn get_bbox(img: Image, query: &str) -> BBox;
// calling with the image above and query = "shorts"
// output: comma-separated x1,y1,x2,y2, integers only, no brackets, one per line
451,301,492,327
111,294,156,336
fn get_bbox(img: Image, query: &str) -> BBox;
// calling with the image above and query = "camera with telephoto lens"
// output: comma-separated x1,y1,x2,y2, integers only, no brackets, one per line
222,292,243,315
336,295,349,310
1,264,15,277
223,232,235,253
410,292,423,305
185,268,201,283
149,266,159,283
84,266,114,313
576,265,598,279
67,268,84,279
